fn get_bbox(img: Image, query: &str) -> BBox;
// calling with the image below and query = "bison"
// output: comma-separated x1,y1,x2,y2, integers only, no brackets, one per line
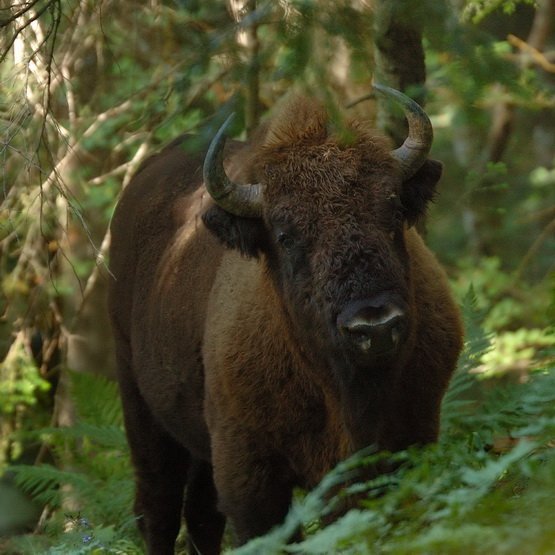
108,84,463,555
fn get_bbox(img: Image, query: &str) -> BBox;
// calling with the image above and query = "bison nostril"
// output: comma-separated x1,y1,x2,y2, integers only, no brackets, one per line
391,326,400,345
344,325,373,351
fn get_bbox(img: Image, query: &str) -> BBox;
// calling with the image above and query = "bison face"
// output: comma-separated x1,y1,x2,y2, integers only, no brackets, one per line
203,150,442,374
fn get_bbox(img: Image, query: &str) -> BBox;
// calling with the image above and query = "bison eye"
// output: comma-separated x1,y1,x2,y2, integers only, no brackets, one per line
277,231,295,251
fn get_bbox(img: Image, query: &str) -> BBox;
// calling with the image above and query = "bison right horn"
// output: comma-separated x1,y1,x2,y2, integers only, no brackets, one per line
203,113,264,218
348,84,434,180
372,84,433,180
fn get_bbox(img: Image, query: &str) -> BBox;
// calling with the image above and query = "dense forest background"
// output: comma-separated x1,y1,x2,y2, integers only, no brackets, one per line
0,0,554,553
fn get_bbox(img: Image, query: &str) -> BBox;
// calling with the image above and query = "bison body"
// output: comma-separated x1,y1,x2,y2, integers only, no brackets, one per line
108,91,463,554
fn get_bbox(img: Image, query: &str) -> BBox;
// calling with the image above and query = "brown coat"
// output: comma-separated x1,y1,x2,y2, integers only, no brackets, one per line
108,97,463,554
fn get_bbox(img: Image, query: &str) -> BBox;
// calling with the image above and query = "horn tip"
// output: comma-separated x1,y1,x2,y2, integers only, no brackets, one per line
213,112,237,143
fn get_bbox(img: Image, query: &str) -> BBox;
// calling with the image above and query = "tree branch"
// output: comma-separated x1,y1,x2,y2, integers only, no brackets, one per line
507,34,555,73
513,217,555,282
228,0,261,137
0,0,60,64
373,0,426,146
70,139,150,328
0,0,56,27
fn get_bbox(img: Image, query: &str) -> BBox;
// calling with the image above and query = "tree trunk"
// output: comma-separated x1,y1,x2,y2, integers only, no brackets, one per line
228,0,261,138
373,0,427,146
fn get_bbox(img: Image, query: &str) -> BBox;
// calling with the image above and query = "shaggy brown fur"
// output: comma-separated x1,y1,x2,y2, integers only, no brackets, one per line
108,97,463,555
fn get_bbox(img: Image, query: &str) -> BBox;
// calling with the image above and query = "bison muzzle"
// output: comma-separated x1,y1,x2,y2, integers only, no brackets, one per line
108,85,463,554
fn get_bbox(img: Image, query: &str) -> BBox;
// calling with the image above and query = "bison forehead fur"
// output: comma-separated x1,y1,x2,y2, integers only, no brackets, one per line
108,94,463,554
253,96,401,214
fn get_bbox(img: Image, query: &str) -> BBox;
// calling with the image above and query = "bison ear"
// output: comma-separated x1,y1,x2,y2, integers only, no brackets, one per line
400,159,443,227
202,205,266,259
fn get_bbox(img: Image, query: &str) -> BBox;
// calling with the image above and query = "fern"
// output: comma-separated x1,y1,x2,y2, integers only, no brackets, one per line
69,371,124,427
441,286,493,435
10,464,91,507
6,370,141,554
39,422,128,450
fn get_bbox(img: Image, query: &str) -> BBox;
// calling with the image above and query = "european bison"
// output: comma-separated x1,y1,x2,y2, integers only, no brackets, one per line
108,85,463,554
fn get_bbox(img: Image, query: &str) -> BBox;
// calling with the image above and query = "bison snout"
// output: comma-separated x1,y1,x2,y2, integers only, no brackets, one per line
337,295,407,356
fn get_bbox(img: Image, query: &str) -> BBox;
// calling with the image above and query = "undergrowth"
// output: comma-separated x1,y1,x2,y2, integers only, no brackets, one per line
3,291,555,554
4,373,142,554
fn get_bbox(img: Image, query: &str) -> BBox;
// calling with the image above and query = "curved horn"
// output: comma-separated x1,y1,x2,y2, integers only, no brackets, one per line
203,113,263,218
373,83,433,180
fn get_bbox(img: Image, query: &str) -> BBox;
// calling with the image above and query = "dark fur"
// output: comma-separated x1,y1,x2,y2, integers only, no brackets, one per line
108,97,463,554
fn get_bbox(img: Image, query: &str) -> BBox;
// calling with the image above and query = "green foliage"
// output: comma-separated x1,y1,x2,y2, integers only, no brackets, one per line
449,258,554,379
530,165,555,189
480,327,555,376
0,338,50,415
67,371,124,428
6,372,140,554
0,332,51,469
462,0,537,23
451,256,550,330
440,288,492,434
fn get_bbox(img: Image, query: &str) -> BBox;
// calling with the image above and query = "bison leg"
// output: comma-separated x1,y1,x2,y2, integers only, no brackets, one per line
184,459,226,555
211,436,296,545
117,372,189,555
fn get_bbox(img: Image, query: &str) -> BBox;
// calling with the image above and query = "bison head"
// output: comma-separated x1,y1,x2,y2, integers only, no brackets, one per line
202,86,442,382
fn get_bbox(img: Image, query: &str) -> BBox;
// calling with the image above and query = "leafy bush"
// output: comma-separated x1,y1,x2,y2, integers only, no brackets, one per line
0,335,50,416
0,332,51,468
5,372,141,554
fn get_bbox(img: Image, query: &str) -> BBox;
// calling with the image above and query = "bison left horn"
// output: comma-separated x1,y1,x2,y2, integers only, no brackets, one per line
372,84,433,180
203,113,264,218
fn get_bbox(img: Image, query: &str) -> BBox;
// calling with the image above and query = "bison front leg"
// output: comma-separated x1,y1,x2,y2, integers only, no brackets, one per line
211,431,297,545
184,459,226,555
117,372,190,555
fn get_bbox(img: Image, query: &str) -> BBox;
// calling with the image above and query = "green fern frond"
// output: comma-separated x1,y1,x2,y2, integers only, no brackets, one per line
441,286,493,434
68,371,123,427
38,423,128,450
5,370,139,553
10,464,90,507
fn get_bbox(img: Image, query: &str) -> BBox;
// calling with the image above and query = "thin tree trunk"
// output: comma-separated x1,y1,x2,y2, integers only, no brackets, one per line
243,0,260,138
228,0,261,138
373,0,426,146
372,0,429,234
